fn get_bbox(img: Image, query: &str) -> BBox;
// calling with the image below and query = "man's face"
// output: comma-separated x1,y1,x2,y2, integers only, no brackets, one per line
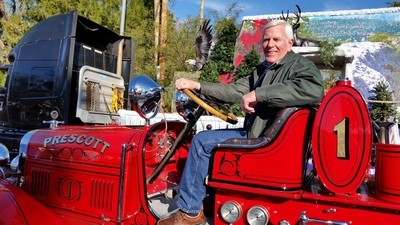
262,24,294,65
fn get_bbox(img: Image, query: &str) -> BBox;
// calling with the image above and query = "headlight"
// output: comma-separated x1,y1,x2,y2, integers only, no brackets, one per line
247,206,269,225
128,75,163,120
220,201,242,223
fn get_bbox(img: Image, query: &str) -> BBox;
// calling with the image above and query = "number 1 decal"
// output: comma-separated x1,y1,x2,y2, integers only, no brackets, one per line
333,117,349,159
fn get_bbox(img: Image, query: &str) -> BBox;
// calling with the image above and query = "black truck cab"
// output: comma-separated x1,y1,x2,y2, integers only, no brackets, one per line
0,11,135,159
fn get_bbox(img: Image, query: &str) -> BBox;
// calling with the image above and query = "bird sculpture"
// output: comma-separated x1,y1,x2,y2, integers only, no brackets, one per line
188,19,213,71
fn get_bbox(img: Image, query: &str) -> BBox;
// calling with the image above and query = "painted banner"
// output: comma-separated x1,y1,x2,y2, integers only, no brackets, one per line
234,7,400,67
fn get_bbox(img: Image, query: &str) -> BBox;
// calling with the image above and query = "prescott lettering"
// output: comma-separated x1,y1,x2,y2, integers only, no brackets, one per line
43,134,111,153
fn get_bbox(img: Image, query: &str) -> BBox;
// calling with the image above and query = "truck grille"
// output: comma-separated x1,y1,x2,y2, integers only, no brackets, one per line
90,179,114,211
31,168,50,197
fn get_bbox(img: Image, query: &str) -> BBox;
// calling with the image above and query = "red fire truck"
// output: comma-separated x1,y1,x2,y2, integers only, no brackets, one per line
1,11,400,225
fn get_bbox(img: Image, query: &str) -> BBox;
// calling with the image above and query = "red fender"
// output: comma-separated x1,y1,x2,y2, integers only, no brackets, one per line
0,180,67,225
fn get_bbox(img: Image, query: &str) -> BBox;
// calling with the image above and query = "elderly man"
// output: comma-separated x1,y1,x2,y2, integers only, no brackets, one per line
158,20,324,225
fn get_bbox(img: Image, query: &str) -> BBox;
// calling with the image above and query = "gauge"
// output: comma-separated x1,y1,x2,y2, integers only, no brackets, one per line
220,201,242,223
247,206,269,225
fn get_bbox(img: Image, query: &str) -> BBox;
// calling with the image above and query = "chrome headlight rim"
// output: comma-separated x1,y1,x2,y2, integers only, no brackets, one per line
128,75,163,120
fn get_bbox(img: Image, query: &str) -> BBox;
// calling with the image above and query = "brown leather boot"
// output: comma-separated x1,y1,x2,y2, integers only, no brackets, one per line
157,209,206,225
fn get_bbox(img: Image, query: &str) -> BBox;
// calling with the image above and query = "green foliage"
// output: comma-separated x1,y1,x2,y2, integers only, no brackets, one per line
1,0,125,64
200,61,221,83
370,32,400,53
318,40,341,68
0,14,31,63
296,18,320,40
322,69,341,94
207,2,243,34
224,103,244,117
0,71,6,86
371,81,397,121
166,17,202,72
233,46,261,82
160,17,216,112
210,22,237,64
286,15,340,69
386,1,400,7
224,46,261,117
200,21,238,82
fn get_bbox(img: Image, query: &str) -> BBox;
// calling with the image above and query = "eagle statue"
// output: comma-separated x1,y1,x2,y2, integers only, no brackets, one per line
187,19,213,71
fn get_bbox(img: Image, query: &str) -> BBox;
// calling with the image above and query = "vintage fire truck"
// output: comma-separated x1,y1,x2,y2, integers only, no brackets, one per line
1,10,400,225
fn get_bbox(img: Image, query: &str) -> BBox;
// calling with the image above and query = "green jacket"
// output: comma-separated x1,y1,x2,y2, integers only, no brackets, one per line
199,51,324,138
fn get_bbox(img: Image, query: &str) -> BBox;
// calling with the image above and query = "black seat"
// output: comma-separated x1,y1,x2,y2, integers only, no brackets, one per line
218,107,309,148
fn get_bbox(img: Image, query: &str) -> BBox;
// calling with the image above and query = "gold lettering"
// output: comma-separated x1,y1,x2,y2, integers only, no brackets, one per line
100,142,111,154
334,118,349,159
93,138,102,149
42,134,111,153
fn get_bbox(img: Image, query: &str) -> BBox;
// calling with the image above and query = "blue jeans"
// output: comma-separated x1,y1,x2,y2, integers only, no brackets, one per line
176,128,247,214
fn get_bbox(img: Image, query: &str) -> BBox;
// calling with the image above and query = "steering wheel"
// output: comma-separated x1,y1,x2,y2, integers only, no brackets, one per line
183,89,238,124
147,89,238,184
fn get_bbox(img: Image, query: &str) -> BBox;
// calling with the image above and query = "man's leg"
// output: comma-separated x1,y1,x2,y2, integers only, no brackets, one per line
158,128,246,224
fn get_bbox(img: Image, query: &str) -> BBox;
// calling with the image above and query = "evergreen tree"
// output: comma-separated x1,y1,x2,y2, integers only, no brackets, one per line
199,21,238,82
225,46,261,117
233,46,260,82
371,81,397,121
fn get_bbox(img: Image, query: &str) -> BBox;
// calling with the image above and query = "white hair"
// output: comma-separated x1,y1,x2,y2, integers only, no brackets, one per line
262,20,294,42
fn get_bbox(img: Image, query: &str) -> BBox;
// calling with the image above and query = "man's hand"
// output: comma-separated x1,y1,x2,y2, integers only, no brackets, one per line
175,78,201,91
240,91,258,113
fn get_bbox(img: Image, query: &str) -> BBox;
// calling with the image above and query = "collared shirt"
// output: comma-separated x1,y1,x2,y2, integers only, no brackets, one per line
253,60,270,88
253,60,279,89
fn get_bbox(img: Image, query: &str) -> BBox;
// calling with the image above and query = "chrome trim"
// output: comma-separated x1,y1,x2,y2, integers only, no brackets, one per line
299,210,349,225
117,143,135,223
19,130,38,158
128,75,163,122
0,143,9,166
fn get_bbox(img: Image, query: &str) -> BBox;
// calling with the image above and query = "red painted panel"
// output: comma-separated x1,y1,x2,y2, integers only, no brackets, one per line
312,81,372,194
23,126,141,223
210,109,311,190
375,143,400,204
0,180,66,225
212,187,400,225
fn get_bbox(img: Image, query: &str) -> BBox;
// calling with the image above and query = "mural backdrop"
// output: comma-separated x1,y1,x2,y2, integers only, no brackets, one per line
234,7,400,68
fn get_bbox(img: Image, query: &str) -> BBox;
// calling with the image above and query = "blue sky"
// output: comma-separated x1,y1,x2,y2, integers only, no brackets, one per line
170,0,389,22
